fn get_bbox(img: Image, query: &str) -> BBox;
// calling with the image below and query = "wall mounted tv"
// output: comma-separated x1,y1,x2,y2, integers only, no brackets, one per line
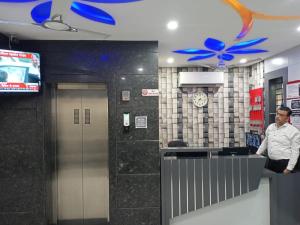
0,49,40,92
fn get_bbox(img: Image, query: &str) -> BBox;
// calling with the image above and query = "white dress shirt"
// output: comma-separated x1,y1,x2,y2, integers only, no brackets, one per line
257,123,300,171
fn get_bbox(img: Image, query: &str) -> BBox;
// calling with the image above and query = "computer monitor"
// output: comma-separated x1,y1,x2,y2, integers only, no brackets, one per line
246,132,261,154
218,147,249,156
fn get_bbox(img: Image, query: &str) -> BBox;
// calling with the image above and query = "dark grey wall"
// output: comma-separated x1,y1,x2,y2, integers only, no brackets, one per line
113,74,160,225
0,94,45,225
269,173,300,225
264,67,288,127
0,40,159,225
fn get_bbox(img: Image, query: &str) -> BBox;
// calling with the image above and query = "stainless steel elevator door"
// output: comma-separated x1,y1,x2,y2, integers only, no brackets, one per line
56,84,109,225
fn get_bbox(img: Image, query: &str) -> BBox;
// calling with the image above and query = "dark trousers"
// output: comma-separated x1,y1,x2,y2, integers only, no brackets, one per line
267,158,289,173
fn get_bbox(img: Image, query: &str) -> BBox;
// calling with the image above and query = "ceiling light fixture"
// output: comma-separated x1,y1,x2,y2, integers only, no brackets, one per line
137,67,144,72
271,58,285,66
297,26,300,32
240,58,247,64
167,57,174,64
167,20,178,30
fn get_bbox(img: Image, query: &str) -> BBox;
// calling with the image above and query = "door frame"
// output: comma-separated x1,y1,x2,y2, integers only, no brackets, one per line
264,67,288,128
47,82,110,225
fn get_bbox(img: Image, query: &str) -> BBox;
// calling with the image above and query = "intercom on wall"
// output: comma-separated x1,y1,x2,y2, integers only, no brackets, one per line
123,112,130,132
121,90,130,101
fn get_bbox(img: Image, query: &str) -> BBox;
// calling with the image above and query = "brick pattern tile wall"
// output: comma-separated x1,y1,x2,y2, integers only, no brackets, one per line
249,62,264,89
249,62,265,134
159,66,259,148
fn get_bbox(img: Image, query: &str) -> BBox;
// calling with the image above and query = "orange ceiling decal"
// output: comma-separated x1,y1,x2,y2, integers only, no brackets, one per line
223,0,300,40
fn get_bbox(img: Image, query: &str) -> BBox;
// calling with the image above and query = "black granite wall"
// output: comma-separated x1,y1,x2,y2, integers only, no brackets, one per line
113,74,160,225
0,40,159,225
0,94,45,225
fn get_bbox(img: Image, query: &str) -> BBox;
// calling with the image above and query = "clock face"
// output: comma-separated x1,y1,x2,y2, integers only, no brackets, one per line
193,92,208,107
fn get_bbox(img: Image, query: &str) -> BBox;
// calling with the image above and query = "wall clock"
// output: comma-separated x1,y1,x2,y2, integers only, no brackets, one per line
193,91,208,107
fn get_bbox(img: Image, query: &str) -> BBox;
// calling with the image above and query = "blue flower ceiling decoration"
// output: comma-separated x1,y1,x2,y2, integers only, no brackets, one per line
174,37,268,63
0,0,142,25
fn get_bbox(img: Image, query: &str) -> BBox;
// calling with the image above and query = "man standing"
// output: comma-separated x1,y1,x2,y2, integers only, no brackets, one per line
256,106,300,174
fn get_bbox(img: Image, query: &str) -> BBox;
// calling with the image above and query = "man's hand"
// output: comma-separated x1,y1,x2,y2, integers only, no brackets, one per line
283,169,291,174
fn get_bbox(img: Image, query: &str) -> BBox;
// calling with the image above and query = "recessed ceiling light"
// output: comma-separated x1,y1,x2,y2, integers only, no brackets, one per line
271,58,284,66
137,67,144,72
297,26,300,32
121,77,126,80
167,57,174,64
240,58,247,64
167,20,178,30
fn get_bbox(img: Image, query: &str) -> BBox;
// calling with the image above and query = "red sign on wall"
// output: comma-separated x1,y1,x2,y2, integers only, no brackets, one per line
249,88,264,130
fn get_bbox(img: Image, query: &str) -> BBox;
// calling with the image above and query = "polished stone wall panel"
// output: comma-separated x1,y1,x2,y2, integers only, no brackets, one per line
0,212,44,225
0,93,44,225
0,178,44,212
116,106,159,141
111,208,160,225
20,41,158,77
0,109,41,145
0,40,159,225
0,95,39,109
116,74,159,141
117,141,160,174
114,70,160,223
0,144,43,178
116,175,160,208
116,75,158,108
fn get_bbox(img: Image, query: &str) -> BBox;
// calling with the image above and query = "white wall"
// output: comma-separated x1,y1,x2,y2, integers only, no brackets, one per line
171,178,270,225
264,45,300,81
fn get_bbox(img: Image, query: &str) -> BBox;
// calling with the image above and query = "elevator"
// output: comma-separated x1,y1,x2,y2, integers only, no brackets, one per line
52,83,109,225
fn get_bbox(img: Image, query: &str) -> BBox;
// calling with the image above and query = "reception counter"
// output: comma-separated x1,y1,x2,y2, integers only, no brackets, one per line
266,169,300,225
160,148,300,225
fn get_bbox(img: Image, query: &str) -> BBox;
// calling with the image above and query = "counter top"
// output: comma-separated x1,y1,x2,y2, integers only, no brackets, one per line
160,147,222,154
161,147,265,160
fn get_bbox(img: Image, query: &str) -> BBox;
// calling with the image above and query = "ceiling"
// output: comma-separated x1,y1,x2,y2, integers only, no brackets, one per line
0,0,300,67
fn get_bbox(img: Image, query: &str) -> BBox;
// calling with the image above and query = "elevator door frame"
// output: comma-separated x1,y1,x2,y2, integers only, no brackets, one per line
50,83,110,225
264,68,288,127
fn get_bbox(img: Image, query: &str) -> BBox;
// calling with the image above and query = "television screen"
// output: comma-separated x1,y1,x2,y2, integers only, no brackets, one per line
0,49,40,92
246,132,261,150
